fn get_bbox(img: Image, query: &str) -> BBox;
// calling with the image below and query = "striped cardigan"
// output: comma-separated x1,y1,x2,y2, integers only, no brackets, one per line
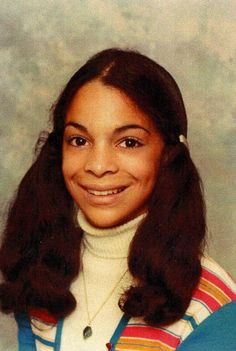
16,257,236,350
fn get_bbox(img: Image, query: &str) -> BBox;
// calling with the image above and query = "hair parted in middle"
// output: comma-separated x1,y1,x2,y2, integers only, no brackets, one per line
0,48,206,327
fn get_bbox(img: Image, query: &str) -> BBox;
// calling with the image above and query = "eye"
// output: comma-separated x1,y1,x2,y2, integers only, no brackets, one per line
67,136,88,147
119,138,143,148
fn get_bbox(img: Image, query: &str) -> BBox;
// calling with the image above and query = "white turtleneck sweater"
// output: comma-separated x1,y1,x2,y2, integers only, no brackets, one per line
59,211,145,351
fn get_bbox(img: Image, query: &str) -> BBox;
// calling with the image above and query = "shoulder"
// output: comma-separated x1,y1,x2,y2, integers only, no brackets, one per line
178,256,236,349
191,255,236,319
176,300,236,350
116,256,236,350
200,255,236,297
175,256,236,348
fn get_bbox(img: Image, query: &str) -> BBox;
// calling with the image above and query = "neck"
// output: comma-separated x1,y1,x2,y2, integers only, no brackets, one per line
77,211,146,259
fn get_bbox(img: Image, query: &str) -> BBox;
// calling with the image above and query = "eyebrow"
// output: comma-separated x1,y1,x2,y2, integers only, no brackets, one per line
64,121,150,135
64,121,87,132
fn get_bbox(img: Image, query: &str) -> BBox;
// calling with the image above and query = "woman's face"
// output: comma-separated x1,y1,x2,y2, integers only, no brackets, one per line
62,80,164,228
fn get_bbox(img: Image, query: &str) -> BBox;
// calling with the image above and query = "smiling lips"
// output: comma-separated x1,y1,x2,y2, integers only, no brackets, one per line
83,186,126,196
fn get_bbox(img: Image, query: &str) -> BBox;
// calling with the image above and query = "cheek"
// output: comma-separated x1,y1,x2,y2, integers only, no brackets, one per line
127,153,160,184
62,153,77,181
62,156,69,179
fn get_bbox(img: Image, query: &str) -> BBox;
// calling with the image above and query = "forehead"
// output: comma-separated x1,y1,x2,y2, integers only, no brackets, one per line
65,80,155,131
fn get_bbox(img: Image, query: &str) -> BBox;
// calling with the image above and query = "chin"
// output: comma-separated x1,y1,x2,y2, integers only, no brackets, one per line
85,215,124,229
81,207,145,229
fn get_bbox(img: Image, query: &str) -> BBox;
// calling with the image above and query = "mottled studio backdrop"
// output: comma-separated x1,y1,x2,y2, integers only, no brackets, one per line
0,1,236,347
1,0,236,273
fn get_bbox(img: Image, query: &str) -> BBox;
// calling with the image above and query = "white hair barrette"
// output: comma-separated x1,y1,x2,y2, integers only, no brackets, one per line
179,134,189,148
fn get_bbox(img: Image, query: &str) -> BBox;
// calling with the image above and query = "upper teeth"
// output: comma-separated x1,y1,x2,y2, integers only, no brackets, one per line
87,188,123,196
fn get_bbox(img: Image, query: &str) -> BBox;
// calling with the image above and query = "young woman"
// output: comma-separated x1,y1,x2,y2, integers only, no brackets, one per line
0,48,236,351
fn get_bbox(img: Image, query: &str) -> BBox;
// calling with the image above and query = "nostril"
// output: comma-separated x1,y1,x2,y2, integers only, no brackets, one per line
84,157,119,176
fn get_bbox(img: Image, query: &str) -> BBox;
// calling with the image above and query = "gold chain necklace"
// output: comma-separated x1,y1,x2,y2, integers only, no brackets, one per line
82,264,128,339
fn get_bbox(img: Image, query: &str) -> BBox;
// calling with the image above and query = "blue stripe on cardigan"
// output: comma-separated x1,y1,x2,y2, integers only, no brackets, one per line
15,314,37,351
16,314,64,351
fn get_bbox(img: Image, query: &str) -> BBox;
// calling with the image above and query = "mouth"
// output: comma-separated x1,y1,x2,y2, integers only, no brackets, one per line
86,187,126,196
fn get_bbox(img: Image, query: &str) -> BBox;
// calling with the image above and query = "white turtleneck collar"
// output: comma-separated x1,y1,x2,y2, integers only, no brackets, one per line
77,210,146,259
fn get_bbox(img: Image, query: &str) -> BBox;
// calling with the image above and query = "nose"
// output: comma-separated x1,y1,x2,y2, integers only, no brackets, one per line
84,144,119,177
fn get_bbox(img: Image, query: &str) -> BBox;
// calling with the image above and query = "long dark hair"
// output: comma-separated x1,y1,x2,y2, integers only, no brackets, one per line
0,48,206,326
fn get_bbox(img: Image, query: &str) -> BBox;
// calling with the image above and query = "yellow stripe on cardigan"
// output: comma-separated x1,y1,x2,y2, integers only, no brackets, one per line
199,277,232,305
116,337,175,351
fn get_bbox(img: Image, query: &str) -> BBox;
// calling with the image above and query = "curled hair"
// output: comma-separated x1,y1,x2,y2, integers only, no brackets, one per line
120,144,205,325
0,132,82,318
0,48,206,326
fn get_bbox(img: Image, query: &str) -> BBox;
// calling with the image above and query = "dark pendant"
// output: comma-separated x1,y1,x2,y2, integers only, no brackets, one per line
83,325,92,339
